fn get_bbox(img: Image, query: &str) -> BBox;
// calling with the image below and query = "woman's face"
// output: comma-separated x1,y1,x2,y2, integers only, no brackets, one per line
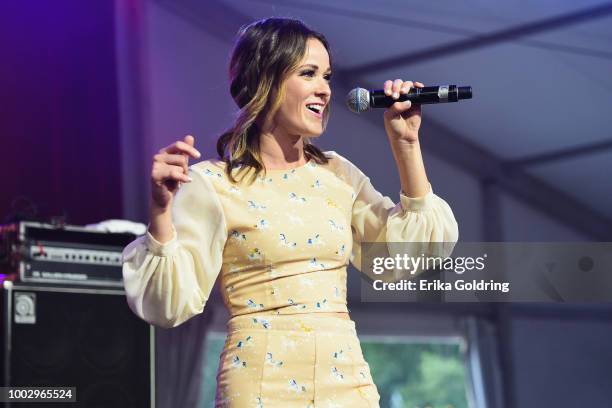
271,38,332,138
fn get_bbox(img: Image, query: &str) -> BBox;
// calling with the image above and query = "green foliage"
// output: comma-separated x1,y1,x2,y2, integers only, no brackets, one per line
362,340,469,408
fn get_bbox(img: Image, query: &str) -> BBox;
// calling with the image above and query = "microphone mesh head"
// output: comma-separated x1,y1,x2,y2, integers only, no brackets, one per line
346,88,370,113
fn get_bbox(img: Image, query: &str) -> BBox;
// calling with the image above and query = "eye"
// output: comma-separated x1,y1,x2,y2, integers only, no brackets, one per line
300,69,332,82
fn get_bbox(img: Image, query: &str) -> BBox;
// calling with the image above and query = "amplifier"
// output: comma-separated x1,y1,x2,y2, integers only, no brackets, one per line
0,222,136,287
0,280,155,407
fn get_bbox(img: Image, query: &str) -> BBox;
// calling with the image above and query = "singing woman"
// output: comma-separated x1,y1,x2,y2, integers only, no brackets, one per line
122,17,458,407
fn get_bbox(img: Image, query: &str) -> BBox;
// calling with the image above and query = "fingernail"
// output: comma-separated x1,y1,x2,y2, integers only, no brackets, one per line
195,151,201,158
187,176,193,182
392,92,399,98
404,100,412,107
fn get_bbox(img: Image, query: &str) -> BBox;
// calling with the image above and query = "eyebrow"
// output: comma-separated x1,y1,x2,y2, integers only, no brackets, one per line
299,64,332,73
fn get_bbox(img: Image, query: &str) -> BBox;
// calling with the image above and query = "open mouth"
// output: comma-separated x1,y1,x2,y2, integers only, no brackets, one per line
306,104,324,117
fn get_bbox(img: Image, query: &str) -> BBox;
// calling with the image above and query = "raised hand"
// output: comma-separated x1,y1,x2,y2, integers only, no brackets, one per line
382,79,425,145
150,135,201,210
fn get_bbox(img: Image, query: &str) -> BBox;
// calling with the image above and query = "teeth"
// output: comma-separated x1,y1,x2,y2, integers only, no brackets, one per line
307,104,323,114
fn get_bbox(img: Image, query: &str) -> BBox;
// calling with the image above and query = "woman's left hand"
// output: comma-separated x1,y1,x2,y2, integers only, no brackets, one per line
383,79,424,145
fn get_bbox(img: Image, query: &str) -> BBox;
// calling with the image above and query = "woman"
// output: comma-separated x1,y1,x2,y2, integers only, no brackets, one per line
123,18,458,407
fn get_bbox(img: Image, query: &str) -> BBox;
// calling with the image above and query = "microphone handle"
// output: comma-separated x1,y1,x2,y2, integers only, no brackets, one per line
370,85,472,107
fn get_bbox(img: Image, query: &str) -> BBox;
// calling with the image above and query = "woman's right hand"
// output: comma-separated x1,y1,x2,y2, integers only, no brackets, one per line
150,135,201,210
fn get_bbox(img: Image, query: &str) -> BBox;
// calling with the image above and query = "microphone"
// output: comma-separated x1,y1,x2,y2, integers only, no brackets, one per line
346,85,472,113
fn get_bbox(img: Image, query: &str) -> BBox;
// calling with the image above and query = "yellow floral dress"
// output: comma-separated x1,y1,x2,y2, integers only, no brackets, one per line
122,151,458,407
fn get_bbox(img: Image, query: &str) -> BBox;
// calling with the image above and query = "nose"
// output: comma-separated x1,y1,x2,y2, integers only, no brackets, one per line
316,77,331,100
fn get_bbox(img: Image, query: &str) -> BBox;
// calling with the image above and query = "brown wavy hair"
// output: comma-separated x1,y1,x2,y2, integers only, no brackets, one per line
216,18,332,183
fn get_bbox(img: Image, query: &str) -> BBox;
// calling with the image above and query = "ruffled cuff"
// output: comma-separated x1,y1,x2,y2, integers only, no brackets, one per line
399,182,435,211
145,225,179,256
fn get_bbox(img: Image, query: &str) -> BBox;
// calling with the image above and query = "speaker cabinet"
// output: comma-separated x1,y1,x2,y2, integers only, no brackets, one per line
1,281,155,407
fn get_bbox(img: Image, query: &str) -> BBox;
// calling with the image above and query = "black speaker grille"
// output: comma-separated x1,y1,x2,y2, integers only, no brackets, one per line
2,286,153,408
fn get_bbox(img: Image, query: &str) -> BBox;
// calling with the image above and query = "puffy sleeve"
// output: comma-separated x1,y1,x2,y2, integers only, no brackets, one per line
337,153,459,282
122,165,227,328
